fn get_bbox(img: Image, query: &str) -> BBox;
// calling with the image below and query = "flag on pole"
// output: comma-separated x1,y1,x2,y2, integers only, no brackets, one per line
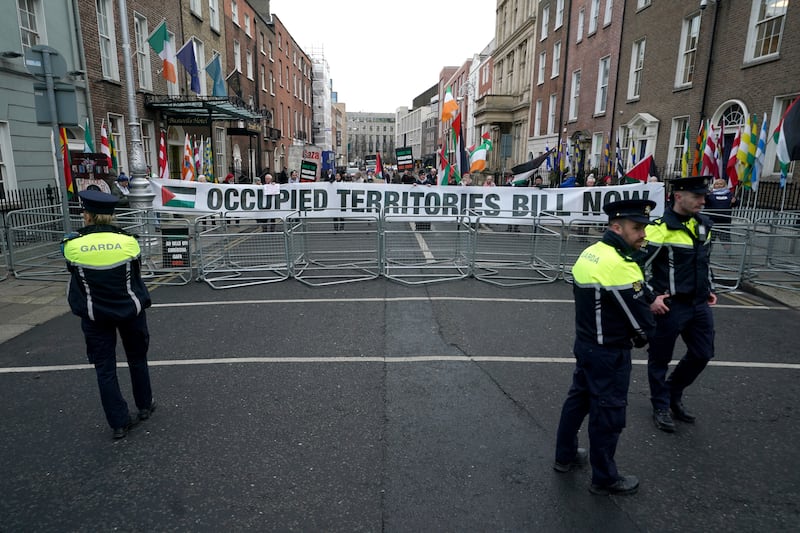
603,136,610,176
752,113,769,192
773,96,800,188
511,150,553,185
701,123,719,179
109,127,118,171
629,140,637,170
176,40,201,94
738,114,758,188
158,130,169,179
625,154,656,182
100,120,112,168
375,152,384,181
615,140,624,182
83,117,94,152
203,137,214,182
692,120,706,175
438,144,453,185
451,113,467,183
726,126,741,190
441,86,458,123
181,133,195,181
147,20,178,84
59,127,74,195
194,136,203,174
469,132,492,173
205,53,227,97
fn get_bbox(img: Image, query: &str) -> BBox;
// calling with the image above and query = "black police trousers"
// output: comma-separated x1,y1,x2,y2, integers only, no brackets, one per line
556,339,631,487
647,300,714,411
81,312,152,430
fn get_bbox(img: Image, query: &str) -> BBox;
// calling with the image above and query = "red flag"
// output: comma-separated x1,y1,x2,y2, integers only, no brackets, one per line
625,154,655,182
158,130,169,179
726,127,741,190
59,127,73,194
691,121,706,175
100,120,112,168
375,152,383,180
701,124,720,179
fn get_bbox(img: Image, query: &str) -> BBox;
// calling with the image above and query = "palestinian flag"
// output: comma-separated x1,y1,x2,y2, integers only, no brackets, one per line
161,184,196,209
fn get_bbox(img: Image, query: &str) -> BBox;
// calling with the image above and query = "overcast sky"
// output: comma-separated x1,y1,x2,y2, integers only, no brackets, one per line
269,0,497,112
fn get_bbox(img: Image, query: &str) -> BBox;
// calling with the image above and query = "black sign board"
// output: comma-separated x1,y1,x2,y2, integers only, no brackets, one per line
161,227,190,268
396,147,414,171
300,160,318,182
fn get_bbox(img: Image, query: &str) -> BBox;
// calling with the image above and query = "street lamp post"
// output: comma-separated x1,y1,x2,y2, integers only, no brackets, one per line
117,0,154,210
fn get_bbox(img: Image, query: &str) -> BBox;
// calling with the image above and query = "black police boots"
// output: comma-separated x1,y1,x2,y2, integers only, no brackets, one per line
653,409,676,432
589,475,639,496
671,401,696,423
553,447,589,473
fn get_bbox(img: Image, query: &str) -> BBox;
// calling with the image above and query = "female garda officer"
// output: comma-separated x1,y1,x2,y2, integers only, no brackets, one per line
554,199,657,496
62,190,156,439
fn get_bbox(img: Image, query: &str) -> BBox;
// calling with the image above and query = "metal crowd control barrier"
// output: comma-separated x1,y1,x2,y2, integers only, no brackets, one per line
558,214,607,283
746,214,800,291
196,213,290,289
287,210,381,286
6,204,81,281
133,213,193,286
704,212,751,292
0,225,8,281
471,211,563,287
382,210,472,285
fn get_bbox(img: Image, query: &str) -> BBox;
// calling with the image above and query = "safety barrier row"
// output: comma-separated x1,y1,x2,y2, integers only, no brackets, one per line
2,205,798,292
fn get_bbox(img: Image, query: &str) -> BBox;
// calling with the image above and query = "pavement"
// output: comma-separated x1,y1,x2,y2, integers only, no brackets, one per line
1,274,799,531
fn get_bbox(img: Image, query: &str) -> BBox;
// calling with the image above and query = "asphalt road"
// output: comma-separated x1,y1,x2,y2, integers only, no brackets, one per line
1,278,798,532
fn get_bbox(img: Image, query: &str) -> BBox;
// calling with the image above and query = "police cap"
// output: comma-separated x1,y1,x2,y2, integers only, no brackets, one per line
671,175,712,194
78,190,118,214
603,199,657,224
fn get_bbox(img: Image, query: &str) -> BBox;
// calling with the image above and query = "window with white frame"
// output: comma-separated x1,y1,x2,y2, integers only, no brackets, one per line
260,65,266,91
140,120,155,173
535,99,543,137
555,0,564,29
569,70,581,120
18,0,44,53
133,14,152,91
209,0,220,31
669,117,690,171
268,41,273,61
285,65,289,91
259,32,265,54
166,31,179,96
108,114,126,172
215,126,226,178
96,0,119,80
589,0,600,34
269,70,274,94
506,52,514,92
548,94,557,134
194,39,207,96
628,38,646,99
244,14,250,37
541,4,550,40
595,56,610,114
231,0,239,25
637,0,651,9
746,0,788,62
577,8,585,42
618,125,631,168
538,51,546,84
233,40,241,72
190,0,201,16
604,0,614,25
551,41,561,78
246,49,253,79
592,133,604,169
676,14,700,87
0,122,17,193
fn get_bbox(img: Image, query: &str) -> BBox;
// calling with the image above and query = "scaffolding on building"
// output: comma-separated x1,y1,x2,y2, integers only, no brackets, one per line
310,45,333,152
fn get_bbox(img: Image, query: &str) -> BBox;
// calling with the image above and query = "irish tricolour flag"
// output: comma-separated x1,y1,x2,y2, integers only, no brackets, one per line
161,185,196,209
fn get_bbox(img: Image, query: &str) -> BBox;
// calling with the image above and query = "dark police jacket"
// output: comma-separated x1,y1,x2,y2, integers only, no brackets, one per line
572,231,655,349
62,225,151,322
638,207,714,303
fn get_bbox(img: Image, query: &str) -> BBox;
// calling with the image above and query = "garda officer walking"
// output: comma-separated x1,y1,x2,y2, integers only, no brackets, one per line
554,199,657,496
63,190,156,439
638,175,715,433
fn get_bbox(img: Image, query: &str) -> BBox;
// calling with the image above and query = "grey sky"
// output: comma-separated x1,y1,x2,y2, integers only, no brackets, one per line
269,0,497,112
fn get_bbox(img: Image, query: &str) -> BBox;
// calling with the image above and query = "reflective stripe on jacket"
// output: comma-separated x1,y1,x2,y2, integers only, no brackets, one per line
63,225,151,322
572,231,655,348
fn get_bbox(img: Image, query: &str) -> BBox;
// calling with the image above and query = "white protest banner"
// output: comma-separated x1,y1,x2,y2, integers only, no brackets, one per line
149,178,665,223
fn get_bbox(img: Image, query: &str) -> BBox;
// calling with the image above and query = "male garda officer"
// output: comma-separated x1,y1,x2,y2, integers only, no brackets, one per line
638,175,715,433
63,190,156,439
554,199,657,496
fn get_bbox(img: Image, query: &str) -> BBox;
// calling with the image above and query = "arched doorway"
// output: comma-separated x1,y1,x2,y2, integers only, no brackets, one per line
711,100,748,173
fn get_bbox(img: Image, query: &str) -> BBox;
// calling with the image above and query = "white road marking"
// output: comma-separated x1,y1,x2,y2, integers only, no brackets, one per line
2,356,799,374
